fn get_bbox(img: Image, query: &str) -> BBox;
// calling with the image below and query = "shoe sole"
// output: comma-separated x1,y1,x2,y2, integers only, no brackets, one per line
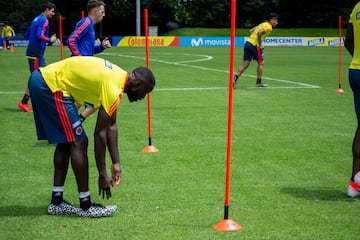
78,205,117,218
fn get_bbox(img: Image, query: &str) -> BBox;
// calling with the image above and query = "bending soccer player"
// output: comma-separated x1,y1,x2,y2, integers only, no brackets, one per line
28,56,155,217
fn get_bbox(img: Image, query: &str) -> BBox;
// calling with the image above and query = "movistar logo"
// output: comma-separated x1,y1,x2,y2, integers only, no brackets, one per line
191,38,203,46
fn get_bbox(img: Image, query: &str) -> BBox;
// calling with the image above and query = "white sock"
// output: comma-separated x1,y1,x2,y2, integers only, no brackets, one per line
79,191,90,199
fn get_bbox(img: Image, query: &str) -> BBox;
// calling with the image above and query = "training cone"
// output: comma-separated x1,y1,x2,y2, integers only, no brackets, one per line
10,44,14,53
142,145,159,153
213,218,242,232
336,88,344,93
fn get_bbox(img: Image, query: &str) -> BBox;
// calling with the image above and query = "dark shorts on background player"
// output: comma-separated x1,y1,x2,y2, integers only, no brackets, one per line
243,41,264,62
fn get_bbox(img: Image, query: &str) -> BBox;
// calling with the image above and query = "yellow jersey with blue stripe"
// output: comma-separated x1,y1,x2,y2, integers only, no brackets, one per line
349,2,360,70
247,21,273,46
40,56,128,116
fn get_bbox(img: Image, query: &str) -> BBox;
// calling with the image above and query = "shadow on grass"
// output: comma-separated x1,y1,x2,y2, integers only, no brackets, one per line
0,205,47,216
6,107,25,113
280,187,358,202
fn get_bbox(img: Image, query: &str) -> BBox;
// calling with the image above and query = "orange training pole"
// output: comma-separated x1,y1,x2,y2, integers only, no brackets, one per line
59,15,63,60
142,8,159,153
336,15,344,93
213,0,241,232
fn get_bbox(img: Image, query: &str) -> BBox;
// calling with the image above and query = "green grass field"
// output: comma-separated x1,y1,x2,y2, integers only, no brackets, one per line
0,45,359,239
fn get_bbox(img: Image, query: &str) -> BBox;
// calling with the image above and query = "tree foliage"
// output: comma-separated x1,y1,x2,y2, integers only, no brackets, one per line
0,0,358,36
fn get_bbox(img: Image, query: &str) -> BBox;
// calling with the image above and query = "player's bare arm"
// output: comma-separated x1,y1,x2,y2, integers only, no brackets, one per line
94,106,115,199
257,29,266,48
105,108,121,186
80,106,98,119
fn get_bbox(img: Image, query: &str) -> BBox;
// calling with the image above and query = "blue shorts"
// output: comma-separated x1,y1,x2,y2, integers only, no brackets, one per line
243,41,264,62
26,46,46,72
28,71,87,144
349,69,360,114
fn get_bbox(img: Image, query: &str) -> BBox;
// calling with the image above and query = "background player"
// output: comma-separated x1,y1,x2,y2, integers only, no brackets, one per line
1,23,15,49
233,12,279,88
66,0,111,56
18,1,57,112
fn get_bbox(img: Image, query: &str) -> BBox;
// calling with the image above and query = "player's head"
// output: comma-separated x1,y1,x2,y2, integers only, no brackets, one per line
42,2,56,19
125,67,156,102
87,0,106,23
267,12,279,27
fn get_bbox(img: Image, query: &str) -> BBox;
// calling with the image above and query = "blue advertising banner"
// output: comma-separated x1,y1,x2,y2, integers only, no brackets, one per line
180,37,245,47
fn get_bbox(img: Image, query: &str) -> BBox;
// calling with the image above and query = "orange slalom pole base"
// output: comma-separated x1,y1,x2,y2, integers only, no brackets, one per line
336,88,344,93
142,145,159,153
213,218,242,232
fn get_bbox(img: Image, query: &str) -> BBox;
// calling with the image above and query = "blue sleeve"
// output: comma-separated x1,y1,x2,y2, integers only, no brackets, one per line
36,17,49,42
67,18,92,56
94,44,105,54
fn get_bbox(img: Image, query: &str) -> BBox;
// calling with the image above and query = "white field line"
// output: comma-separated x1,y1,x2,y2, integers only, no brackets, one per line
102,52,320,90
0,92,23,94
0,53,319,95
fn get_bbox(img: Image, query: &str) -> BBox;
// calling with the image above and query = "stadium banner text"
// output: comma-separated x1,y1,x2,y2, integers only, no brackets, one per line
113,36,344,47
1,36,344,48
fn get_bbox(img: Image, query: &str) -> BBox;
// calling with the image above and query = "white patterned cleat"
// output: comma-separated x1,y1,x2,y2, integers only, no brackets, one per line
78,203,117,218
48,200,79,215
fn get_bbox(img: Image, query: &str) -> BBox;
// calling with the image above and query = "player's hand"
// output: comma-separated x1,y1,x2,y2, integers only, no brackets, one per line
98,175,112,199
111,163,121,187
102,37,111,48
50,34,57,43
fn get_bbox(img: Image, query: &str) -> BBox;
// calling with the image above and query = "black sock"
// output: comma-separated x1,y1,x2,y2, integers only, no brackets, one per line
256,78,261,84
80,195,91,210
21,94,30,104
51,191,64,205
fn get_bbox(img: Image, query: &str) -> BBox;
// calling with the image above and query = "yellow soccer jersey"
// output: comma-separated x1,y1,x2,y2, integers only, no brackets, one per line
1,25,15,38
40,56,128,116
247,21,273,46
349,2,360,70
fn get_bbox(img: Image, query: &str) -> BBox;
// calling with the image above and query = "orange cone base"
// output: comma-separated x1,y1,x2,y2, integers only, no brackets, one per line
142,145,159,153
336,88,344,93
213,218,242,232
